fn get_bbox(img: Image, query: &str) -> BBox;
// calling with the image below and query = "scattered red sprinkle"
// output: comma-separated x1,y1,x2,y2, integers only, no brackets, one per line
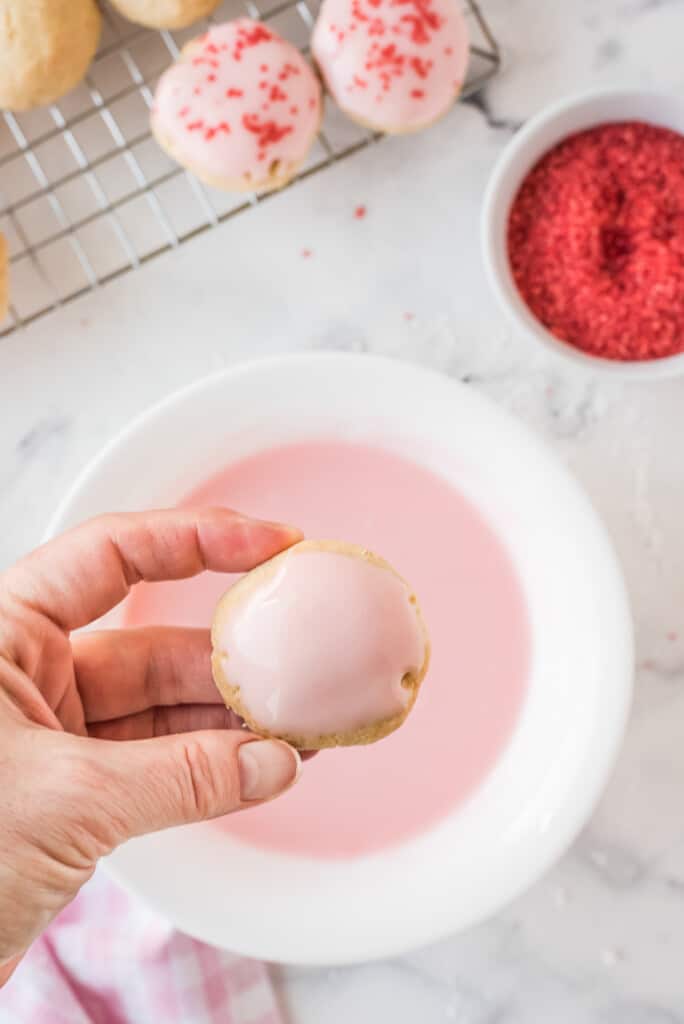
270,84,287,102
354,204,367,219
308,97,317,109
260,64,269,72
290,105,299,114
204,121,230,140
207,73,217,82
193,86,202,96
353,74,368,88
192,56,219,68
508,121,684,362
205,42,219,54
178,105,190,117
187,119,204,131
301,248,313,258
237,24,273,47
226,87,243,98
397,0,442,44
409,56,431,78
242,113,294,149
411,89,424,98
444,45,453,55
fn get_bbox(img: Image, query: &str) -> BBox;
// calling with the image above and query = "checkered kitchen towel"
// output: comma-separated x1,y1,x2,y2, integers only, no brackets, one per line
0,871,281,1024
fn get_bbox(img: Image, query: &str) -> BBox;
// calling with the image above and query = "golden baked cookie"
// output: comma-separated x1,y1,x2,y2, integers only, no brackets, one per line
0,0,101,111
108,0,221,30
211,539,430,750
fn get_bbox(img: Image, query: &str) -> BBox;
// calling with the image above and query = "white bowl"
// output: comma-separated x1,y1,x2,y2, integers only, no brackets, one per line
482,88,684,380
46,353,633,964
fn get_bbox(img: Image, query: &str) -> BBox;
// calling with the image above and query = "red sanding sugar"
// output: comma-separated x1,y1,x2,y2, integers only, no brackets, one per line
507,121,684,361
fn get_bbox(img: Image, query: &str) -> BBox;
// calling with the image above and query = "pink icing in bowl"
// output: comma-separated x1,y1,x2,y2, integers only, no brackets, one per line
44,355,633,963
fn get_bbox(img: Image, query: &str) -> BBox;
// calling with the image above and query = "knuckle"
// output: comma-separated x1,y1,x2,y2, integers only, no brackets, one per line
178,738,223,821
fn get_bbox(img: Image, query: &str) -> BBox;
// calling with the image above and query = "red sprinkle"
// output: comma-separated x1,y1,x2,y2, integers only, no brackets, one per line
508,121,684,362
242,113,294,148
354,205,367,219
204,121,230,140
270,84,287,102
226,87,244,98
302,248,313,258
411,89,424,98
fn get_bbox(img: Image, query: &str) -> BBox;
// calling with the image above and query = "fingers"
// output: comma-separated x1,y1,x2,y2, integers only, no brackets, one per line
1,508,301,631
89,703,240,740
73,626,220,723
82,731,301,839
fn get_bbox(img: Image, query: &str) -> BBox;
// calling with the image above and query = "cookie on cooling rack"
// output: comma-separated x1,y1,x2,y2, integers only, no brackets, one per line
311,0,469,134
211,539,430,750
108,0,222,30
151,20,322,193
0,0,101,111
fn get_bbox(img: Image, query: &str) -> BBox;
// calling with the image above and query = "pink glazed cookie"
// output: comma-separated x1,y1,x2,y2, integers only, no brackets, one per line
311,0,469,133
151,20,322,192
211,540,430,750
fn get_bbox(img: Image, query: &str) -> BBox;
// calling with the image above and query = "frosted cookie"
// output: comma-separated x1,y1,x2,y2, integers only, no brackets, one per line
211,539,430,750
151,20,322,193
0,234,8,321
0,0,101,111
311,0,469,133
108,0,221,30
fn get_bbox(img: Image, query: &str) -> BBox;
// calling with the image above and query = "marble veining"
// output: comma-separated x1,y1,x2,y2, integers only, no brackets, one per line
2,0,684,1019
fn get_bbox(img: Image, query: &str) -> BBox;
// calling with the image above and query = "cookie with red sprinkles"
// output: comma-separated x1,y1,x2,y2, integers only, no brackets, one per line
508,121,684,362
311,0,469,134
151,20,322,192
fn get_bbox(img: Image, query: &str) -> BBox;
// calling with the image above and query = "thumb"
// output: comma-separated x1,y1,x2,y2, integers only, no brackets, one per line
86,730,301,842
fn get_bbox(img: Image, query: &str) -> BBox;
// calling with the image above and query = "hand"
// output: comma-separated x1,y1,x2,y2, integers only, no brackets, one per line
0,508,302,986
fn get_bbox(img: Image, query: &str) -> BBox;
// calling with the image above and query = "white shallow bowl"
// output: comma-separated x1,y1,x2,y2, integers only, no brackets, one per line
482,88,684,380
46,353,633,964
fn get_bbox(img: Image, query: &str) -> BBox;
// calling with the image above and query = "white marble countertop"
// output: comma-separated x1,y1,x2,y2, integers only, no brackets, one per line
3,0,684,1019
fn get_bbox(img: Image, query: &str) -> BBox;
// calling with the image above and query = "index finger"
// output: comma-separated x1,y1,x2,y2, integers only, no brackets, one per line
1,508,302,630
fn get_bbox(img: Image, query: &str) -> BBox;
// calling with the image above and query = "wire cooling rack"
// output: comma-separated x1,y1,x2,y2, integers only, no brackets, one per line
0,0,500,337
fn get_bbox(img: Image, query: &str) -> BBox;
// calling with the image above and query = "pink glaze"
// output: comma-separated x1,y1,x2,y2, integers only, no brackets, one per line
151,20,321,186
124,441,530,859
311,0,469,132
214,547,425,737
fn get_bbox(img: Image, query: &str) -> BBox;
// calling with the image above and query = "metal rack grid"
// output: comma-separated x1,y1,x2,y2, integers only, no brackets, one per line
0,0,500,337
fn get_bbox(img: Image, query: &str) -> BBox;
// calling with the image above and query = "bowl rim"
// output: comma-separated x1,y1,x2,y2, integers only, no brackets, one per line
44,353,635,964
481,86,684,380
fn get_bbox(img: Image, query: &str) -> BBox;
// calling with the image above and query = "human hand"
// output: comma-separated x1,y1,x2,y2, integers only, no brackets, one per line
0,509,302,986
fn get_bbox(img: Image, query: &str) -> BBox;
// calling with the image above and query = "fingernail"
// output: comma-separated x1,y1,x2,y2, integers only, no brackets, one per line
238,740,301,801
250,517,302,541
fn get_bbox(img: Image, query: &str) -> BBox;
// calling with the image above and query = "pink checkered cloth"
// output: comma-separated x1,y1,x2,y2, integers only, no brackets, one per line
0,871,282,1024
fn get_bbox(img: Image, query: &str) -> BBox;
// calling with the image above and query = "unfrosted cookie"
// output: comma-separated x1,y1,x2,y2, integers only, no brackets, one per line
0,234,8,321
311,0,469,133
108,0,221,30
211,539,430,750
0,0,101,111
151,20,322,193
